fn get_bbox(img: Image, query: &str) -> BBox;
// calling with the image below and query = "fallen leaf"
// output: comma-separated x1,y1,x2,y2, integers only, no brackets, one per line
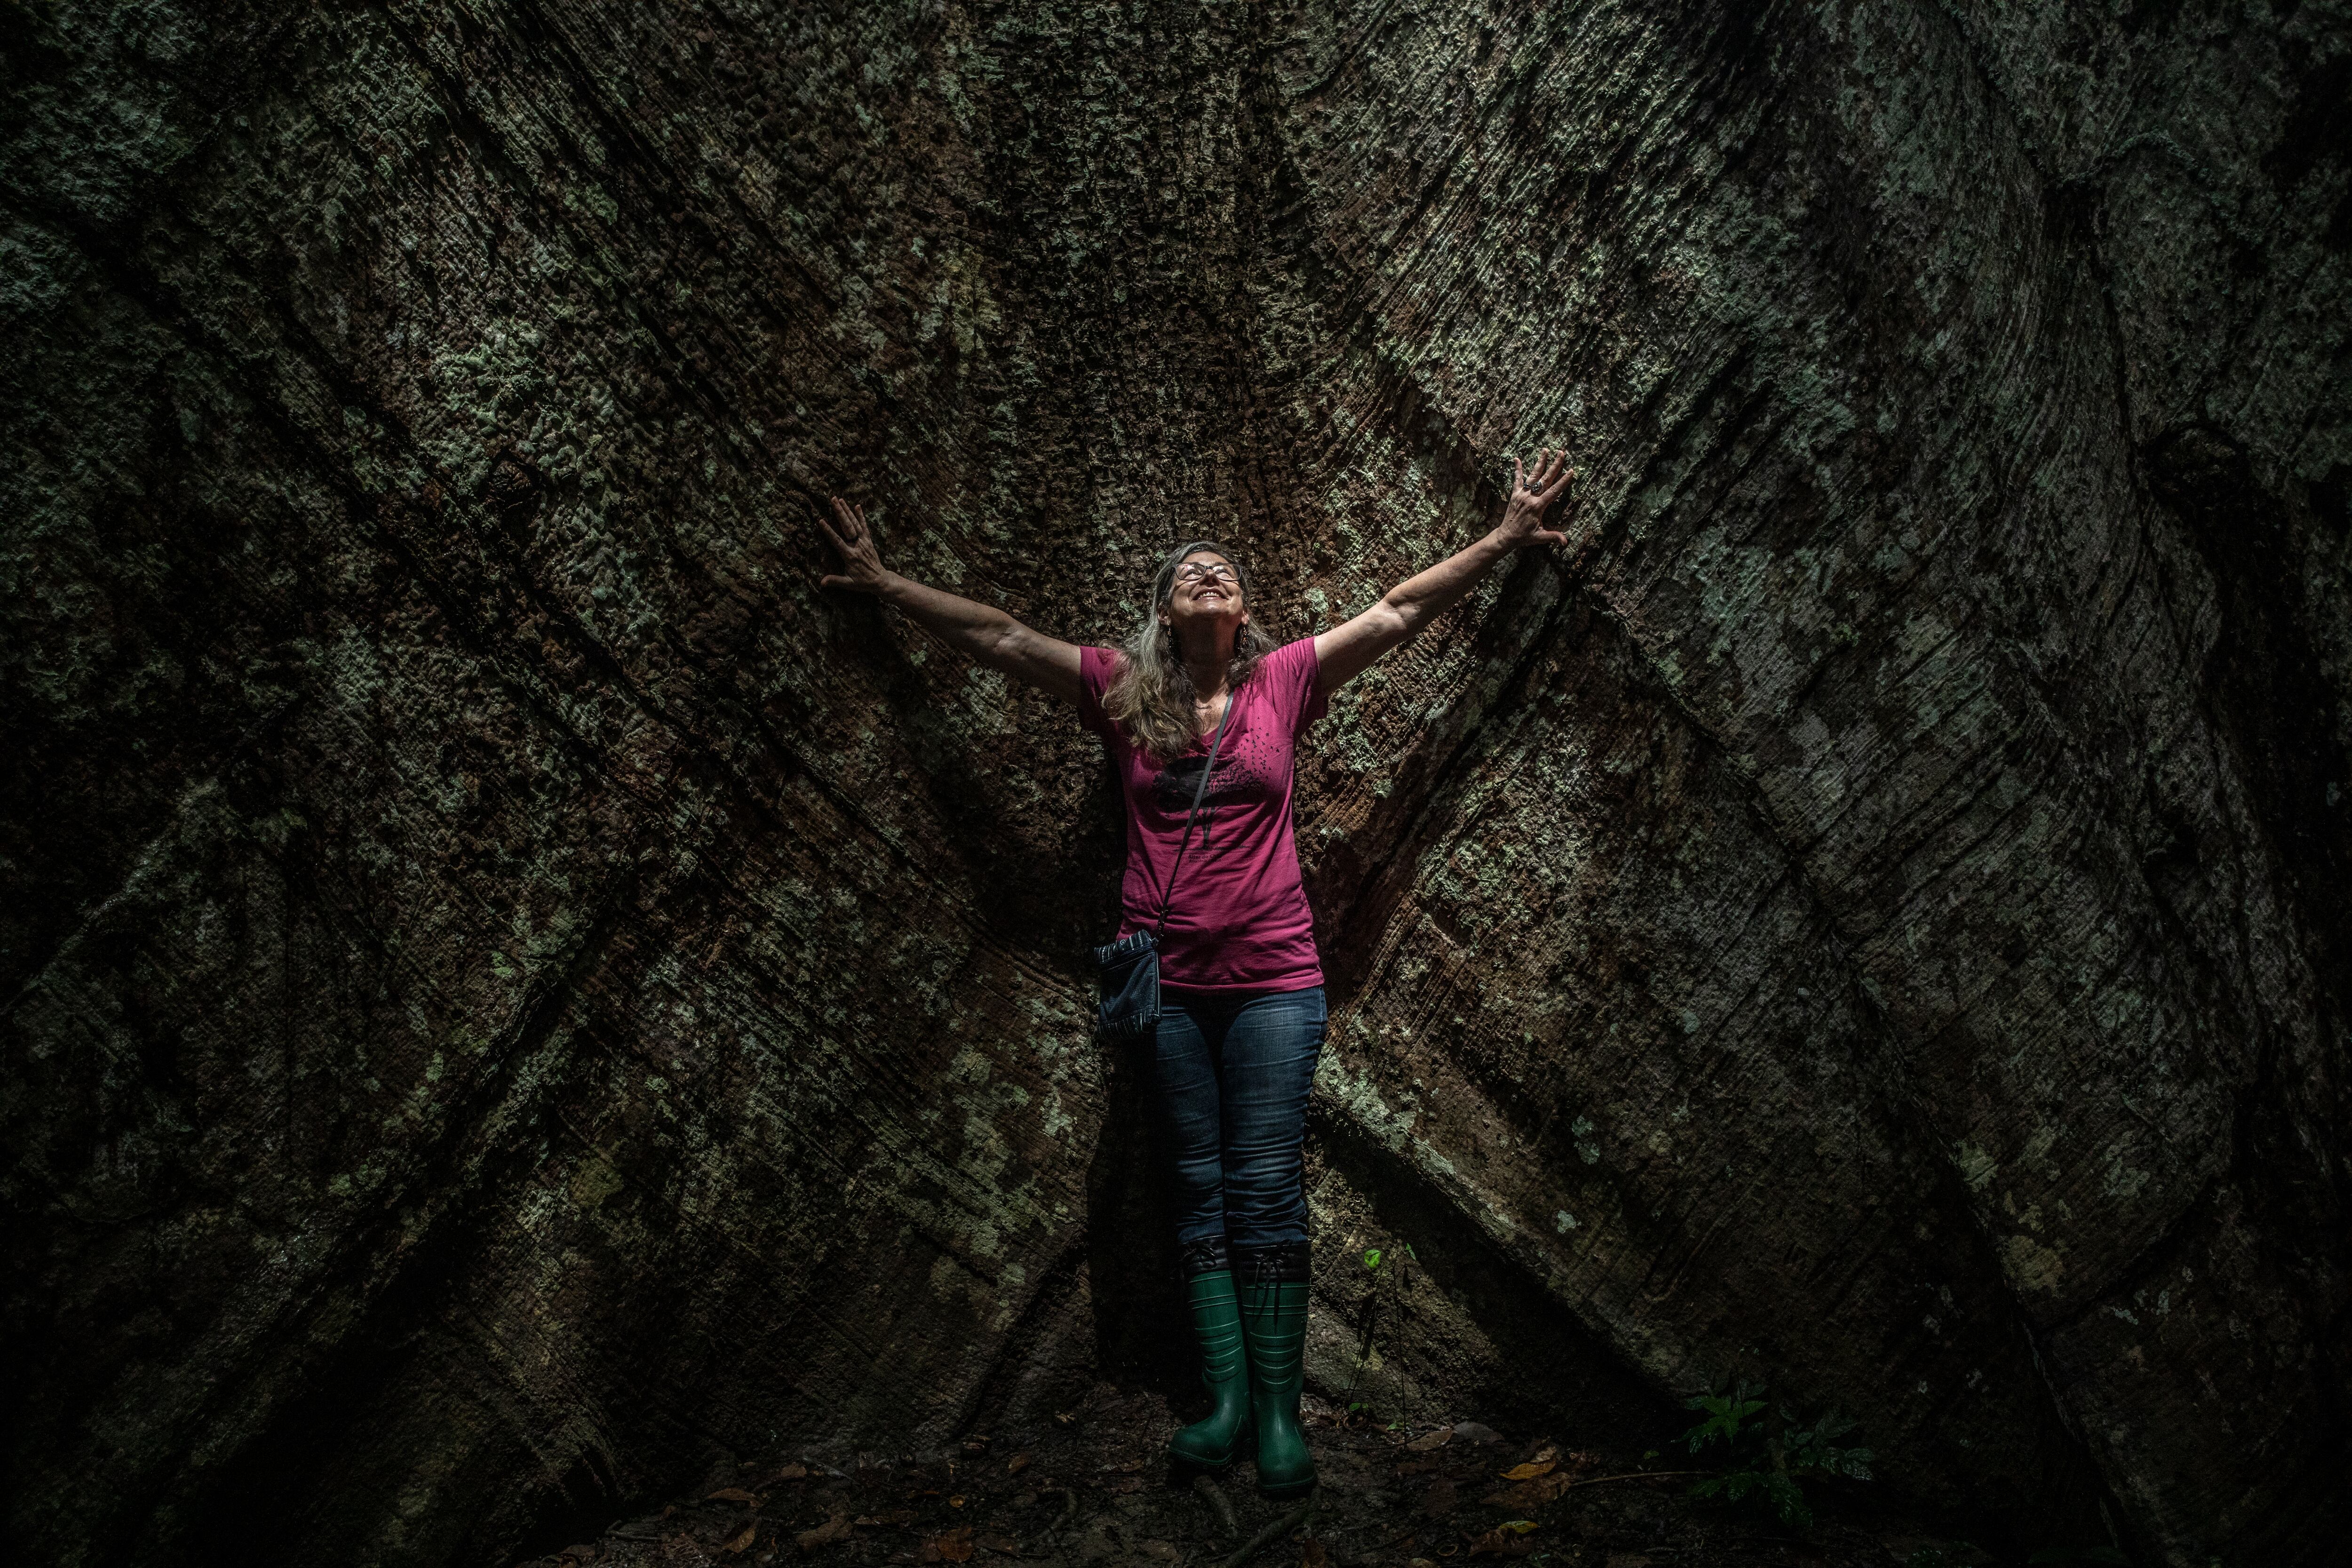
963,1438,992,1454
948,1496,966,1508
1498,1462,1554,1482
708,1488,763,1505
559,1549,596,1563
1301,1538,1329,1568
919,1526,974,1563
1405,1428,1453,1453
797,1513,853,1553
1115,1459,1146,1473
1500,1521,1538,1534
721,1522,758,1554
1450,1423,1504,1445
773,1464,809,1482
977,1535,1022,1556
1531,1446,1557,1464
1466,1524,1538,1559
1108,1476,1144,1495
1139,1542,1182,1563
1410,1560,1437,1568
1604,1557,1651,1568
1006,1454,1030,1475
1478,1472,1576,1510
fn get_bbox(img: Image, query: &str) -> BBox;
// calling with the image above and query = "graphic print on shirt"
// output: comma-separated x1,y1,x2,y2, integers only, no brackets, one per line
1151,751,1254,814
1151,728,1281,847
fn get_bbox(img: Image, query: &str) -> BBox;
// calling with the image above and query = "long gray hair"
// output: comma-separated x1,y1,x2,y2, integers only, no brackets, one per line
1102,540,1278,762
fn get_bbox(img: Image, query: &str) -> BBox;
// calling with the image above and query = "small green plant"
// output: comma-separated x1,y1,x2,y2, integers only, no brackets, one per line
1345,1241,1418,1397
1681,1380,1872,1527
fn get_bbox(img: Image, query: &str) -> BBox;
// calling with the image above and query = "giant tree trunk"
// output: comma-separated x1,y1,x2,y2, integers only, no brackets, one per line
5,1,2348,1564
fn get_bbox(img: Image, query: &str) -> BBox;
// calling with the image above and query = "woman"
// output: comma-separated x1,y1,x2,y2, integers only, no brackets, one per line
817,451,1576,1495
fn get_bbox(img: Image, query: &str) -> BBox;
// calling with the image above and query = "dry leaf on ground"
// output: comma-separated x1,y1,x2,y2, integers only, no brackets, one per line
1006,1454,1030,1475
977,1535,1021,1556
1478,1472,1576,1510
771,1464,808,1482
1467,1522,1539,1558
721,1522,757,1554
707,1488,761,1505
1405,1428,1453,1452
796,1512,853,1553
1300,1539,1329,1568
1605,1557,1651,1568
919,1526,975,1563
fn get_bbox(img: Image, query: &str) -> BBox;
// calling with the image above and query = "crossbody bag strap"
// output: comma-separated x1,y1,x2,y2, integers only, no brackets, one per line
1152,691,1237,940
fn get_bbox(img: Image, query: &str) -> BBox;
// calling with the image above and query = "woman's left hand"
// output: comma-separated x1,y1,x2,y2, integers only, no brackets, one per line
1498,447,1575,549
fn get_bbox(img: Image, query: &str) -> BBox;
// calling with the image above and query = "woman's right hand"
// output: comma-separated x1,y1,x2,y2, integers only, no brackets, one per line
817,496,893,595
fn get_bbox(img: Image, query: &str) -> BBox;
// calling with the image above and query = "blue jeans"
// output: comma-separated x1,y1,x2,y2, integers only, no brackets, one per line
1152,987,1327,1251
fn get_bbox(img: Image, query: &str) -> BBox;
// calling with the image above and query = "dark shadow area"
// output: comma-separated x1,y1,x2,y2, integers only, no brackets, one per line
1304,1106,1677,1448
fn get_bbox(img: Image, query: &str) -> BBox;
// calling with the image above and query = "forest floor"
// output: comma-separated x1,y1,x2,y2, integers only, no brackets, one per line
506,1385,2028,1568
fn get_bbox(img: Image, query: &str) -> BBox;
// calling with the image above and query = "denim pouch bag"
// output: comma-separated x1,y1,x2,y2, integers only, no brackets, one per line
1090,696,1235,1039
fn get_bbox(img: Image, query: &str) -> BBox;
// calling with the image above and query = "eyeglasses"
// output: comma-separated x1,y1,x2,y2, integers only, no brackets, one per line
1174,561,1240,586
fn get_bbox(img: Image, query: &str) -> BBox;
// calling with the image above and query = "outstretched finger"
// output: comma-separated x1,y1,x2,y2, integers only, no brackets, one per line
1513,454,1527,495
816,504,850,551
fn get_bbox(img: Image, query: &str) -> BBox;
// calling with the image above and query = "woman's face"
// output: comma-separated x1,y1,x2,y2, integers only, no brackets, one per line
1161,550,1248,642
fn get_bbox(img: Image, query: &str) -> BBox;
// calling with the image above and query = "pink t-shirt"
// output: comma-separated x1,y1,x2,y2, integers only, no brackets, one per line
1077,637,1329,993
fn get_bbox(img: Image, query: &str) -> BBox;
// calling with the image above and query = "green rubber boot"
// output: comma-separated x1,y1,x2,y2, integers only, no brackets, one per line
1168,1267,1253,1467
1237,1243,1316,1498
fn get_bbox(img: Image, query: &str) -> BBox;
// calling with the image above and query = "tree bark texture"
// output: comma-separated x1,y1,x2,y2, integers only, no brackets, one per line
5,1,2349,1564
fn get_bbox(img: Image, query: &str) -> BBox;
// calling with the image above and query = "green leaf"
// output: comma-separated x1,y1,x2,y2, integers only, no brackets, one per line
1364,1248,1383,1270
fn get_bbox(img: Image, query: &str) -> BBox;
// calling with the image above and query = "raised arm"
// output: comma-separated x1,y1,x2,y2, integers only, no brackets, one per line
1312,448,1575,692
818,496,1083,705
